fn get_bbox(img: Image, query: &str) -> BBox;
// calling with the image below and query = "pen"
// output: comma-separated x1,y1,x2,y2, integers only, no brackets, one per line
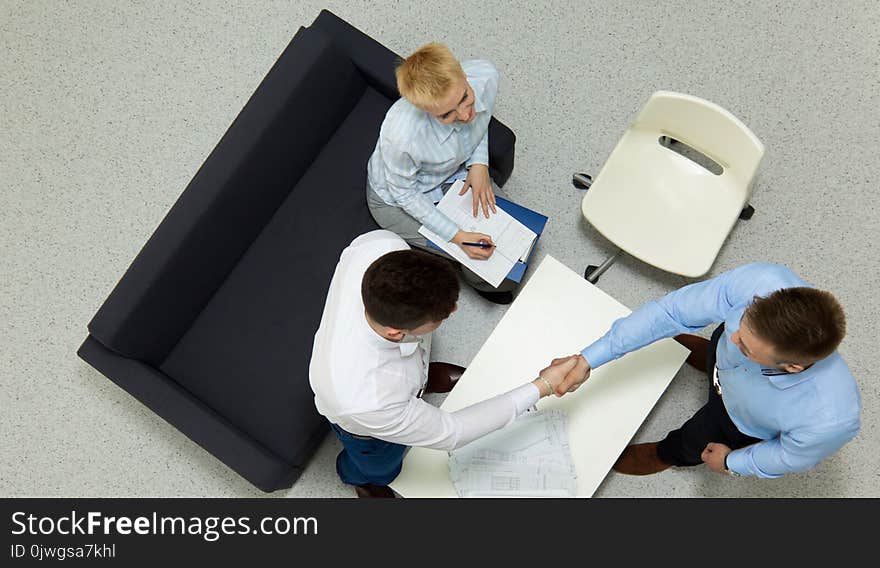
461,241,495,249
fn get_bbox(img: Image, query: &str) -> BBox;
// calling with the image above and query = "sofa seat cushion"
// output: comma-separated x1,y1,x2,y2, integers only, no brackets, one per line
160,86,391,461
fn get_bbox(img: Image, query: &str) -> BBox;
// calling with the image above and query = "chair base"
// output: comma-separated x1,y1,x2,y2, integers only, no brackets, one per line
584,249,622,284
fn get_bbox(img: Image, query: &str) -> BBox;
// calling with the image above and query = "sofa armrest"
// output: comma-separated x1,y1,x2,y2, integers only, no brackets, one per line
487,120,516,187
78,335,325,492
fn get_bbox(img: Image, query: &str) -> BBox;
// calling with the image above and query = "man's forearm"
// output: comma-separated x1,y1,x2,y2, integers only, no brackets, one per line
449,383,540,450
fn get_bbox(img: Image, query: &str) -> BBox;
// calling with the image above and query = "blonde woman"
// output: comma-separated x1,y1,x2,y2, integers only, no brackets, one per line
366,43,514,303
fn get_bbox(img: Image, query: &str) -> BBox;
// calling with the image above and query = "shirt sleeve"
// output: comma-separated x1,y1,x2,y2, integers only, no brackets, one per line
349,383,540,451
581,263,792,368
381,140,459,241
465,61,498,169
725,421,860,477
465,129,489,168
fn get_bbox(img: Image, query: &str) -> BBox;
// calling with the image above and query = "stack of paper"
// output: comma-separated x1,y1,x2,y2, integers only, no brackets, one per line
448,409,577,497
418,180,537,287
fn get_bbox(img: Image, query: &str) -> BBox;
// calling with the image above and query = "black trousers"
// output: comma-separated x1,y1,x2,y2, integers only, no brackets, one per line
657,324,762,466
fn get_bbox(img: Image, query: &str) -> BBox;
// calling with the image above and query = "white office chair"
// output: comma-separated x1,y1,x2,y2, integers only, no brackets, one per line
574,91,765,282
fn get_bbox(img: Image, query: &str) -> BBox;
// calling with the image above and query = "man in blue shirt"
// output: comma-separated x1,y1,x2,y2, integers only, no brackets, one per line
366,42,515,303
554,263,861,479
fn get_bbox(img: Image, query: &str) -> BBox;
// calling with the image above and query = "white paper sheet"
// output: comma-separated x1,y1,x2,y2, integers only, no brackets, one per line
418,180,537,287
448,409,577,498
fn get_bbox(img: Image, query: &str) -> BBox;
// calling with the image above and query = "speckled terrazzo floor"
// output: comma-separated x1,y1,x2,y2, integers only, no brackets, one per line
2,1,878,497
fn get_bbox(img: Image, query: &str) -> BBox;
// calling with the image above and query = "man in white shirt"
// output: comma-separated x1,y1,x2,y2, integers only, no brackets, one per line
309,230,577,497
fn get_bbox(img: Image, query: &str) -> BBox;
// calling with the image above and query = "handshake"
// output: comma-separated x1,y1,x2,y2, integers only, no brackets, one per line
533,354,593,398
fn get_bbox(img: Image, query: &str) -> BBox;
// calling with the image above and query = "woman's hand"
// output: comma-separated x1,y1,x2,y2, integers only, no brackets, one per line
460,164,496,218
451,230,495,260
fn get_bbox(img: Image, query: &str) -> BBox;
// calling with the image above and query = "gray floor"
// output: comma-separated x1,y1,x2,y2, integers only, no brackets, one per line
2,1,878,498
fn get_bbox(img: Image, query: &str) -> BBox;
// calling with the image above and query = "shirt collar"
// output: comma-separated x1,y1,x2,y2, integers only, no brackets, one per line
722,323,818,390
358,313,422,357
358,313,398,349
764,359,824,389
473,81,488,113
430,116,456,143
397,339,420,357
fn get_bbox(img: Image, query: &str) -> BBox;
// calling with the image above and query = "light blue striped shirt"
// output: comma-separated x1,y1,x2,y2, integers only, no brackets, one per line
367,59,499,241
581,263,861,478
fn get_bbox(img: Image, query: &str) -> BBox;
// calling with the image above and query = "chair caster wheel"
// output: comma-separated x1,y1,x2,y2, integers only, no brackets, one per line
739,204,755,220
584,265,599,282
572,172,592,190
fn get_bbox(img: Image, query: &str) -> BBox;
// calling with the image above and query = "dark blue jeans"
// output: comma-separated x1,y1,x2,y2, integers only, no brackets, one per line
329,423,408,486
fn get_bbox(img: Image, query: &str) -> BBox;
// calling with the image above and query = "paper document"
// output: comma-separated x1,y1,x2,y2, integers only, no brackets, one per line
448,409,577,497
418,180,537,287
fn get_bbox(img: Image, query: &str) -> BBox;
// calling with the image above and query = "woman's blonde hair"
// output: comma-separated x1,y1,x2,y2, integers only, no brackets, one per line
396,42,464,109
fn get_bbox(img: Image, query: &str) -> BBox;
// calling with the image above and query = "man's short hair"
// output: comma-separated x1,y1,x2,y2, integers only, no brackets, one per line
744,287,846,363
395,42,464,109
361,249,460,329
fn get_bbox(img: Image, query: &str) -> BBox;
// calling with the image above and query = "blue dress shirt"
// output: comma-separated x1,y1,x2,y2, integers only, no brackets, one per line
366,59,499,242
581,263,861,478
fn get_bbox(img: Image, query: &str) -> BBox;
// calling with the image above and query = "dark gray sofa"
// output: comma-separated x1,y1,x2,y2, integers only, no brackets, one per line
77,10,516,492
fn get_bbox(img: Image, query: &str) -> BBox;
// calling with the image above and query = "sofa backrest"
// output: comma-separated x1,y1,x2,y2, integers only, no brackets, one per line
88,26,366,364
312,10,400,101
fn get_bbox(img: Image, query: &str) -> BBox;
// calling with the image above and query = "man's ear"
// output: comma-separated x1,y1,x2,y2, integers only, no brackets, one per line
384,328,406,340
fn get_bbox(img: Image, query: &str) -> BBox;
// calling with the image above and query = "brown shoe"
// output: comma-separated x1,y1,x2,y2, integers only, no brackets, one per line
612,442,671,475
674,334,711,373
425,362,465,394
355,483,396,498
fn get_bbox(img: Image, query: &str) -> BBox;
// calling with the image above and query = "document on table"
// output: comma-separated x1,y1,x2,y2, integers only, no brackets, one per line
448,409,577,497
418,180,537,288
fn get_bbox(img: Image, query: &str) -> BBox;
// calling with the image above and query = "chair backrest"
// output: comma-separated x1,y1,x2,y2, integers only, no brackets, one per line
633,91,764,190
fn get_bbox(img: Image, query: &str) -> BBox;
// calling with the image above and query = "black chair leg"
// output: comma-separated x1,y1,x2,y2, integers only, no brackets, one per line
584,250,622,284
739,204,755,220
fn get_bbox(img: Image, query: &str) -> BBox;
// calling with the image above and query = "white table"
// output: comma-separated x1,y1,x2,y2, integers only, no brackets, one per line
390,255,688,497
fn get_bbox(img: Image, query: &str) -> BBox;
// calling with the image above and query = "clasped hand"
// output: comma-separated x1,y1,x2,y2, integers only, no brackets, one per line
545,354,592,396
534,355,581,397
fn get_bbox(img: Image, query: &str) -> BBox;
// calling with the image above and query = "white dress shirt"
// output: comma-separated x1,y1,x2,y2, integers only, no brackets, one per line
309,230,539,451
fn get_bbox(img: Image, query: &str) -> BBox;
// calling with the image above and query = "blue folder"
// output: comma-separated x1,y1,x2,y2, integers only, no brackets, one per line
427,196,548,283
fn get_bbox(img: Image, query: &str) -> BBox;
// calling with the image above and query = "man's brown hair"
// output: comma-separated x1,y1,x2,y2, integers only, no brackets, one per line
744,287,846,363
361,249,460,329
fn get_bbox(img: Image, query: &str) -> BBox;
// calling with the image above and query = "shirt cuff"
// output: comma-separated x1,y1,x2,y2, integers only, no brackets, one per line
511,383,541,414
465,144,489,168
724,450,747,476
581,340,613,369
